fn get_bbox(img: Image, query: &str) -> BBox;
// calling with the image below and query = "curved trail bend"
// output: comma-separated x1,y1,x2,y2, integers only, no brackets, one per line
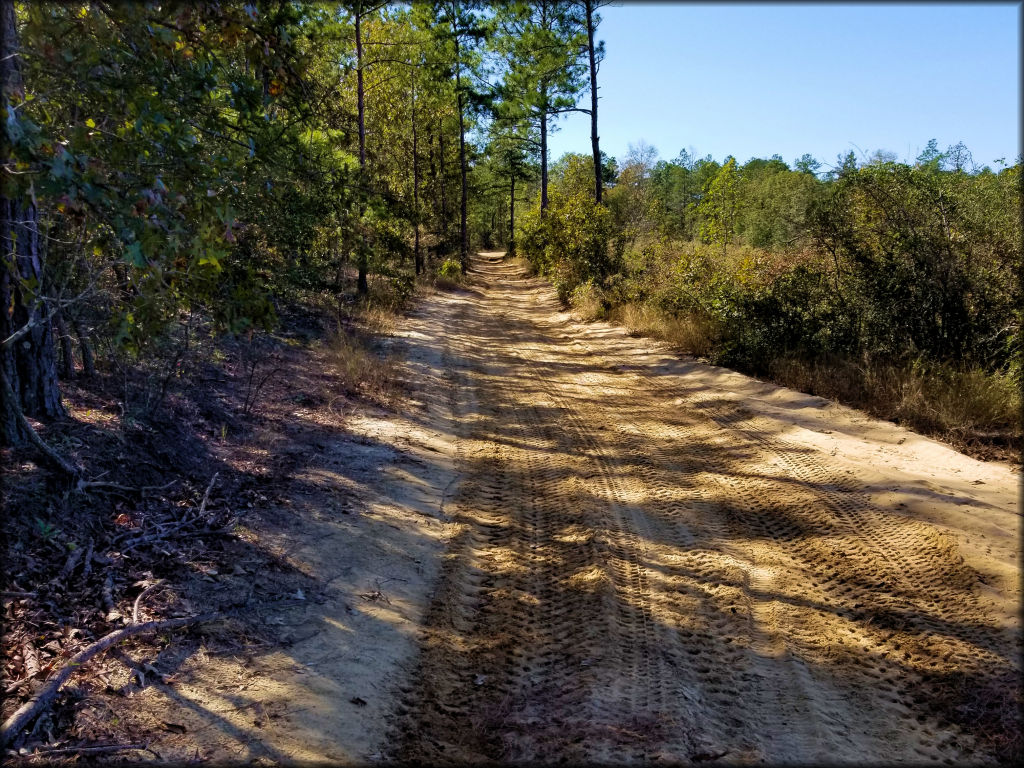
390,252,1019,765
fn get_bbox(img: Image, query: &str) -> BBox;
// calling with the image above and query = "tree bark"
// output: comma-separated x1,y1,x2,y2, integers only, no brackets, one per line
1,0,66,446
355,4,369,295
509,174,516,255
539,91,549,215
453,26,469,272
585,0,602,204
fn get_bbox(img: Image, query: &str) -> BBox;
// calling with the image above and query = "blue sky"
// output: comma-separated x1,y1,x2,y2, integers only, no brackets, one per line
545,2,1021,171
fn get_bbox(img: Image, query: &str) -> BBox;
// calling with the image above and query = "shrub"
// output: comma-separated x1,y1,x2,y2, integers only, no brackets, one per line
520,156,616,301
569,281,606,321
438,258,462,280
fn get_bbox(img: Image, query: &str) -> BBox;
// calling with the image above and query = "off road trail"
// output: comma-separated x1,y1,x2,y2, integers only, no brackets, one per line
139,253,1020,764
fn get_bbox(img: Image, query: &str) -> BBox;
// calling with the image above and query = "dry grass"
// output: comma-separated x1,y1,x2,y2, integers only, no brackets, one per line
568,282,605,322
768,356,1021,459
432,275,463,292
327,332,401,407
609,303,718,357
358,304,398,336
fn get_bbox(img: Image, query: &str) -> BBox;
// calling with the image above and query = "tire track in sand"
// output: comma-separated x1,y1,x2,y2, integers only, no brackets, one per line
388,253,1018,765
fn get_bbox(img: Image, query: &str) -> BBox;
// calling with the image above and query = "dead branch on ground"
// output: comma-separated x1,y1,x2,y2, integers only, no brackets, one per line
0,613,220,748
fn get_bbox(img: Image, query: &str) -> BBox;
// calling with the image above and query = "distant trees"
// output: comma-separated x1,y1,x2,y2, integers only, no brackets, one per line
493,0,588,215
699,157,739,257
528,131,1020,396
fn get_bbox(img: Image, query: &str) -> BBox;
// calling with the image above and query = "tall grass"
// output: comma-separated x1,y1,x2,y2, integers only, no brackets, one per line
327,332,400,407
768,355,1021,455
608,303,718,358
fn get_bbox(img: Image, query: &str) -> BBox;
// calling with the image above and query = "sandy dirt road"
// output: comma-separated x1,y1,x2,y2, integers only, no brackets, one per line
134,252,1019,764
388,253,1020,764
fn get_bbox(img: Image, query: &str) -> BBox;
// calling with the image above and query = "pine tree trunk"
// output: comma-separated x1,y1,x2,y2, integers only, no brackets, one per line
1,0,66,446
586,0,602,204
438,119,448,254
509,175,516,256
355,5,369,295
453,33,469,273
540,100,549,215
411,83,422,275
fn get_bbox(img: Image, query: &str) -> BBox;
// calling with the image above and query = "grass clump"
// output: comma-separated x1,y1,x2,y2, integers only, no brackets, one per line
610,303,718,358
569,281,606,322
328,332,401,407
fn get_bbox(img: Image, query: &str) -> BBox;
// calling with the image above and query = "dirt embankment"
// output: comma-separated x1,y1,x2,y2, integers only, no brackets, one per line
127,253,1019,765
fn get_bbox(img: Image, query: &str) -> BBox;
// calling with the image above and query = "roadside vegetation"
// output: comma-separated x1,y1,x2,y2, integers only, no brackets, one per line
517,145,1022,460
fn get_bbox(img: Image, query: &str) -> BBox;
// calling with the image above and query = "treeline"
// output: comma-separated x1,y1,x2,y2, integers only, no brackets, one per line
2,0,608,451
520,141,1021,449
3,0,1019,457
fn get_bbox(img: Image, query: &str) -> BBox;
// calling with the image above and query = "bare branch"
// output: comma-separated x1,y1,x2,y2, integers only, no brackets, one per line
0,612,221,747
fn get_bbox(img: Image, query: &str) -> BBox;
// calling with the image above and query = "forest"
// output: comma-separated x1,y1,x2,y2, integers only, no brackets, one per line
2,1,1021,763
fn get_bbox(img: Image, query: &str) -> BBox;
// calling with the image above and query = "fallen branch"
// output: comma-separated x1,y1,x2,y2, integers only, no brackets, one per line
101,573,114,614
30,742,151,757
58,547,83,582
132,580,164,624
197,472,219,517
0,613,219,747
119,517,239,554
80,540,94,581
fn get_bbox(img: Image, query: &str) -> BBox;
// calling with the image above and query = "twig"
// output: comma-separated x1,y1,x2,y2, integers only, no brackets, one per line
0,590,36,598
34,742,152,758
0,613,220,747
197,472,219,517
101,573,114,614
58,547,83,582
132,580,164,625
80,540,94,581
118,511,235,553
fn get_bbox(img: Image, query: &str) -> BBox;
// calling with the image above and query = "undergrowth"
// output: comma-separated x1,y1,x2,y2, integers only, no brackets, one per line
547,232,1020,461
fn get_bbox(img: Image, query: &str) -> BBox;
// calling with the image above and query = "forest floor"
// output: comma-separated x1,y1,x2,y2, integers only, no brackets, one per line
4,253,1020,765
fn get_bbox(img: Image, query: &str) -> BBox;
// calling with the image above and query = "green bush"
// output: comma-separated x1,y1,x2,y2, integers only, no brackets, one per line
569,280,606,321
520,156,615,302
438,258,462,280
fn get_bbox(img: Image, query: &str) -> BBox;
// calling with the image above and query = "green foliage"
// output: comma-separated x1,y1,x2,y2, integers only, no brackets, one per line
32,517,59,541
698,157,739,255
520,156,612,302
439,258,462,279
7,0,488,423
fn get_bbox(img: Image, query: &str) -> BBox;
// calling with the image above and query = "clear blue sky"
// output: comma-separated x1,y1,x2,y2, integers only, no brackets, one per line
546,2,1021,171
